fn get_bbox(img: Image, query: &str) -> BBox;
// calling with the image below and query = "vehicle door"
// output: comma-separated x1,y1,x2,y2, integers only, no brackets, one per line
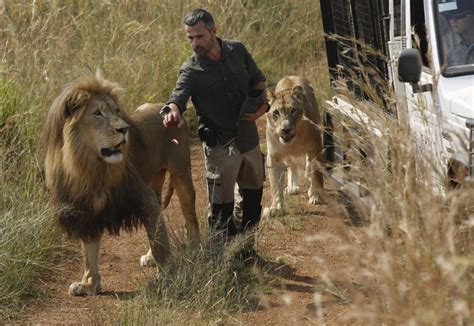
403,0,445,168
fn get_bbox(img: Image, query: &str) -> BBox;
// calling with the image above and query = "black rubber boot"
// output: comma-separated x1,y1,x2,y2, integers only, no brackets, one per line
208,201,238,239
240,188,263,232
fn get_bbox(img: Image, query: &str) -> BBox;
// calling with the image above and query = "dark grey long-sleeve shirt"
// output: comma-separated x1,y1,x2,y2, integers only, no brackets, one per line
167,38,266,152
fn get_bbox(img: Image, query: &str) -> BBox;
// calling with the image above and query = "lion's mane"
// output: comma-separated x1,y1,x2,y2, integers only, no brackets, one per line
42,74,145,241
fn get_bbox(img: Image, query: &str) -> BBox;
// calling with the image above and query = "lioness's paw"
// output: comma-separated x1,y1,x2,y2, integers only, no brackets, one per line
68,282,101,296
285,186,301,195
263,205,287,217
308,195,324,205
140,253,156,267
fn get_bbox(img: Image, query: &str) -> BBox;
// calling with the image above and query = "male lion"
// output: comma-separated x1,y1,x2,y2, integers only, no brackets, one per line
43,73,199,296
265,76,324,216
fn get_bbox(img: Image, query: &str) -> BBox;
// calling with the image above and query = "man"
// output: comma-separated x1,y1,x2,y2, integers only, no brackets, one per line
161,8,268,244
440,0,474,66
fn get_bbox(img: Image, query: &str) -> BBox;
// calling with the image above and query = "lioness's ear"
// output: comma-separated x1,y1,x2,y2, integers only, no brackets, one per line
266,89,275,105
291,85,305,102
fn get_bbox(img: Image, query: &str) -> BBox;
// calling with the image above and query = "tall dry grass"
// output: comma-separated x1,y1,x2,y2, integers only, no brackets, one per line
323,108,473,324
310,40,474,324
110,234,273,325
3,0,470,324
0,0,325,321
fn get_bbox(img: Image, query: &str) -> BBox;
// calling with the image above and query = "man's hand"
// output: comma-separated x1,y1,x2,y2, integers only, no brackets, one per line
241,102,269,121
162,103,184,128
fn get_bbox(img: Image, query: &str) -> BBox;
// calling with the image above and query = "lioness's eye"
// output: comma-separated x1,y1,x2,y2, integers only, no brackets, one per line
291,108,298,116
94,110,103,117
273,110,280,119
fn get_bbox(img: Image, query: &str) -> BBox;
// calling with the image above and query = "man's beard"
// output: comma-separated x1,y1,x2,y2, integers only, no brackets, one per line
193,38,214,56
193,46,206,54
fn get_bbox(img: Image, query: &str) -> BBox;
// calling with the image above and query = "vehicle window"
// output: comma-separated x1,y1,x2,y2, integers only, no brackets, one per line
436,0,474,74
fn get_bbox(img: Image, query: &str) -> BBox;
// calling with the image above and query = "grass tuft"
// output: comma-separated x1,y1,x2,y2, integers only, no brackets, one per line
114,234,272,325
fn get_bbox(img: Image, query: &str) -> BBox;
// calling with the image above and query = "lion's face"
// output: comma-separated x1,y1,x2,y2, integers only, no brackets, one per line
267,86,305,145
76,94,129,164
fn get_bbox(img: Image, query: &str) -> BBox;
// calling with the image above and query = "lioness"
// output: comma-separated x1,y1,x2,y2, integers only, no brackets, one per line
265,76,324,216
43,73,199,295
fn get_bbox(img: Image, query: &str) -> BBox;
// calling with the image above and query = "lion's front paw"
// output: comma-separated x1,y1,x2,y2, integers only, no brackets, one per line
140,250,156,267
68,281,101,296
308,195,324,205
285,186,300,195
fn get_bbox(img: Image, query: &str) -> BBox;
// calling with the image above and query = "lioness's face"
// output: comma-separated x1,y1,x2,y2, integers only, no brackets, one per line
77,95,129,164
267,93,304,145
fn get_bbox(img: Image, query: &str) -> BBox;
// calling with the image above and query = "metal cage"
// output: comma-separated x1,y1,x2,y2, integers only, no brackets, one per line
320,0,390,102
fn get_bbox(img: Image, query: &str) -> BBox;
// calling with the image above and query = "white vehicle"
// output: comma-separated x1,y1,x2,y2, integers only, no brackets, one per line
320,0,474,192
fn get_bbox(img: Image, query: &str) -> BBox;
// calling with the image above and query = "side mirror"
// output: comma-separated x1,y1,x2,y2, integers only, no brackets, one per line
397,48,422,83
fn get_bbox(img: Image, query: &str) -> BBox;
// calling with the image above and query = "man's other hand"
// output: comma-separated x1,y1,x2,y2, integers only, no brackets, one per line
241,102,268,121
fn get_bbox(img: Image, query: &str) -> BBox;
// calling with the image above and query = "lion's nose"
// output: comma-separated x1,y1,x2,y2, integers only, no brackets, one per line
281,127,292,134
116,126,129,134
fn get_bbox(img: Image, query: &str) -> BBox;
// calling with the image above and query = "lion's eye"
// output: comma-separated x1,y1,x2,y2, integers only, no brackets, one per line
94,110,103,117
291,108,298,116
273,110,280,119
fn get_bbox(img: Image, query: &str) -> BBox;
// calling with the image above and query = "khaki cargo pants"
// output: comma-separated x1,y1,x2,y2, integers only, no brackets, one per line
204,142,264,205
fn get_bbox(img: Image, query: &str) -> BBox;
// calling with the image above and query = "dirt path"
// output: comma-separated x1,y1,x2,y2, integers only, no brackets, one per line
18,133,356,325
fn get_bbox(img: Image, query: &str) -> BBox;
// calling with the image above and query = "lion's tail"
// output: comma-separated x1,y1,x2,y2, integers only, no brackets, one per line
162,177,174,210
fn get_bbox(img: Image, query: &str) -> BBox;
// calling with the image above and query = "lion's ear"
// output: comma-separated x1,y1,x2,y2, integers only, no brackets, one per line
266,89,275,105
291,85,305,102
64,88,90,117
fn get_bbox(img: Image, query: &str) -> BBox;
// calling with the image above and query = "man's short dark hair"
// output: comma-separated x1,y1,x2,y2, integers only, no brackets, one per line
184,8,215,30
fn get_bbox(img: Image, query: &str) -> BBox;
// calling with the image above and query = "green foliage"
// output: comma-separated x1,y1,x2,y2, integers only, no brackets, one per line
0,78,22,146
0,203,64,319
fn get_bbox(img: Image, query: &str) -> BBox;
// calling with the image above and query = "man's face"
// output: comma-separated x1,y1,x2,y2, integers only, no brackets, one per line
448,11,474,34
185,21,216,57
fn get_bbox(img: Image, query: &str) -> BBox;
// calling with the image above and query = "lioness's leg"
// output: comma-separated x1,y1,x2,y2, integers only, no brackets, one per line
267,153,286,215
140,188,170,268
170,171,200,246
306,154,324,204
69,238,102,296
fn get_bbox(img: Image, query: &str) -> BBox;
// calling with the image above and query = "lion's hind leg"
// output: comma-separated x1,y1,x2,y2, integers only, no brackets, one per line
141,171,166,268
69,238,102,296
140,187,170,268
170,171,200,247
151,170,167,206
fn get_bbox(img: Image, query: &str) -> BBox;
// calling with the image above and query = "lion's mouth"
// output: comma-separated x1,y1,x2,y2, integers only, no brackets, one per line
279,133,295,143
100,139,126,157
